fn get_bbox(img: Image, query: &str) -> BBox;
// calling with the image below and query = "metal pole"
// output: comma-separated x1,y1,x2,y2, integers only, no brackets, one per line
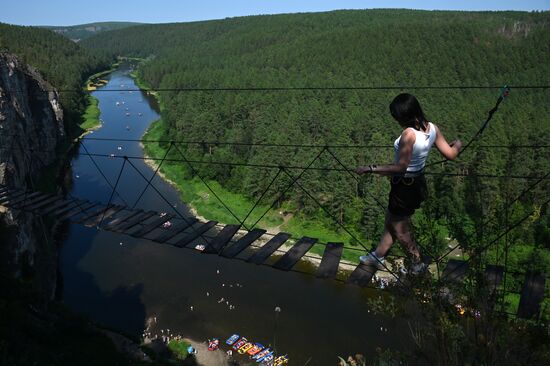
273,306,281,355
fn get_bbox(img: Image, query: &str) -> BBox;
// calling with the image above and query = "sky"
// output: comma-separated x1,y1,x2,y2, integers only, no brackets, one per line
1,0,549,26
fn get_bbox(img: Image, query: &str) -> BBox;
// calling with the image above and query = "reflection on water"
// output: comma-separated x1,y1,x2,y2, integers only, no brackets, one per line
59,64,406,365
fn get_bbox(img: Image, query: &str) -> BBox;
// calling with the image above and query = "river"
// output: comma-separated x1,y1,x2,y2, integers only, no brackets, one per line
59,64,406,365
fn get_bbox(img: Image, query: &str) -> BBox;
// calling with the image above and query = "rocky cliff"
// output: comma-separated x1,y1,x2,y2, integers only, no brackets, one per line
0,51,65,301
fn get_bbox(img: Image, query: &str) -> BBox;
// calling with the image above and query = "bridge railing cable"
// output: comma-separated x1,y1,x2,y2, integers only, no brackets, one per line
131,141,173,209
3,146,549,180
437,168,550,263
79,141,130,206
5,84,550,95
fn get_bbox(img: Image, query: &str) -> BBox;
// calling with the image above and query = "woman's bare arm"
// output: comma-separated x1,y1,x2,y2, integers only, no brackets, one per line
356,129,415,175
434,125,462,160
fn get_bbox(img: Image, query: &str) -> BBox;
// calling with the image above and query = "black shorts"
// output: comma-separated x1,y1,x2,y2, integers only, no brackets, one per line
388,175,428,216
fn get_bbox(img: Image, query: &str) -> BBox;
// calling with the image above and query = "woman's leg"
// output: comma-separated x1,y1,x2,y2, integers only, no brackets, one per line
383,213,421,262
374,211,395,258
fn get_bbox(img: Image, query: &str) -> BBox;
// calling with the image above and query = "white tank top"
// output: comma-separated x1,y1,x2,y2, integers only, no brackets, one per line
394,122,436,175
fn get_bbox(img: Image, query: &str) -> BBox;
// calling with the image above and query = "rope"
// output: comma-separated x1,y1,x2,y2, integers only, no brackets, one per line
3,147,547,180
172,142,248,230
131,142,173,209
79,141,130,206
437,168,550,262
98,157,126,228
122,156,211,244
240,168,283,229
6,84,549,94
325,147,450,263
248,147,326,230
280,168,406,286
425,85,510,168
440,194,550,282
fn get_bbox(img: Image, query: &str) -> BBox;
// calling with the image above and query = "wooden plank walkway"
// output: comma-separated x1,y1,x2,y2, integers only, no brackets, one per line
203,224,241,254
247,232,291,264
316,242,344,279
348,263,377,287
517,272,547,319
221,228,266,258
485,265,504,293
0,183,547,304
174,220,218,247
273,237,317,271
129,214,174,237
442,259,469,282
149,218,198,243
112,211,156,232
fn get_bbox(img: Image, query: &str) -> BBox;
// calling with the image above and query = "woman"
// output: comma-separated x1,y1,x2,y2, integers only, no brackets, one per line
356,93,462,275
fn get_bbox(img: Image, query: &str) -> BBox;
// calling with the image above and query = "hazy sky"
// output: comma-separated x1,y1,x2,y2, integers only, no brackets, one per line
2,0,549,26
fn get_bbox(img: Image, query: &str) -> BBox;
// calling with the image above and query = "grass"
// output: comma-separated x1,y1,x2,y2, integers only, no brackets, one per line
80,94,101,131
167,339,191,360
142,119,370,263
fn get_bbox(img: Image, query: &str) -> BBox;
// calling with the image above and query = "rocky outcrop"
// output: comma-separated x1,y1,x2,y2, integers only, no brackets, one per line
0,51,65,301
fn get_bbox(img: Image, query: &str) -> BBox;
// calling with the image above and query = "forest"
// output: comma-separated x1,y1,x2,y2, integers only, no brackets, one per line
0,9,548,364
81,10,550,297
0,22,110,132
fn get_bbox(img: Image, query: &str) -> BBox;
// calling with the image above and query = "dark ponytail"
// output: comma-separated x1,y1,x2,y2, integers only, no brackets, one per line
389,93,428,130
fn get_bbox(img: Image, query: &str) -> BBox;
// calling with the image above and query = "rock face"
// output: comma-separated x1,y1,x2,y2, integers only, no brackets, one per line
0,51,65,301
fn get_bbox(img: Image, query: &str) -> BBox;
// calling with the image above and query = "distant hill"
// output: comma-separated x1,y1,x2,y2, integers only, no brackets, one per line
41,21,143,42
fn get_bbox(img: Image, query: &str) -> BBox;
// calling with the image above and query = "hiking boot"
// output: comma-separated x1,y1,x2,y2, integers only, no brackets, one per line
359,252,385,270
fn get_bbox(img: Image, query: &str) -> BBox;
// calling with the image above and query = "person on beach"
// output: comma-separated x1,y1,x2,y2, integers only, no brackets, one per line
355,93,462,274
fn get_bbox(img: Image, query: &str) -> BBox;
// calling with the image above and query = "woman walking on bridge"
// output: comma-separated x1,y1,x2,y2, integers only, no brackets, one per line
356,93,461,275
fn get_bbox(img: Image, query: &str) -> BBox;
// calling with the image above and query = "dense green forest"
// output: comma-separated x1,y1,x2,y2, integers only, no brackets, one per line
82,10,549,304
0,22,111,132
41,21,142,42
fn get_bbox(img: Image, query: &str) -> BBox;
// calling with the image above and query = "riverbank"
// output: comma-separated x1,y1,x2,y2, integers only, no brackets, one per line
85,62,121,90
79,94,102,134
138,122,398,280
141,120,368,263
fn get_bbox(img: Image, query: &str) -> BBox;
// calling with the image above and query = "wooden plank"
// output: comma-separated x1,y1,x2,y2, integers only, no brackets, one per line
173,220,218,247
485,265,504,292
111,211,156,232
0,187,14,198
442,259,469,282
273,237,317,271
247,232,291,265
0,190,26,204
203,224,241,254
0,187,15,196
23,195,61,211
347,263,377,287
99,208,140,229
221,228,266,258
58,202,97,221
5,192,43,207
75,204,115,224
316,242,344,279
148,217,197,243
129,214,175,237
517,272,547,319
55,200,92,217
14,194,55,210
39,199,75,215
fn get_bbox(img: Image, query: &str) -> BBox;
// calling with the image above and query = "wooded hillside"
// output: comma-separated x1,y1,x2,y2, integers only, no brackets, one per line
0,22,110,130
82,10,550,288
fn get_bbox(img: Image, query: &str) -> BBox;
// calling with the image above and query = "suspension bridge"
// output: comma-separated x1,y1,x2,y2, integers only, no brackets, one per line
1,84,548,321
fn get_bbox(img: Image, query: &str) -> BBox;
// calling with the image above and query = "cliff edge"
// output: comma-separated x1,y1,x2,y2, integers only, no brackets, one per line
0,51,65,301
